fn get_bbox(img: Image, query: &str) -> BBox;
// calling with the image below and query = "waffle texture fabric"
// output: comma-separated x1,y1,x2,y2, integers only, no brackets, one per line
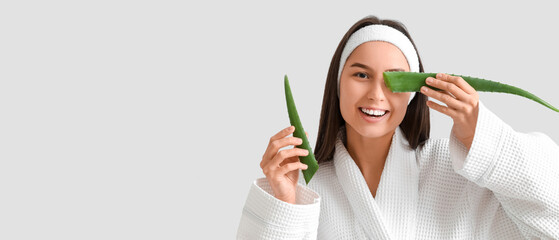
237,100,559,239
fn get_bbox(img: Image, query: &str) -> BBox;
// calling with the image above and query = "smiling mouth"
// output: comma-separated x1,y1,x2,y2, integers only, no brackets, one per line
359,107,389,117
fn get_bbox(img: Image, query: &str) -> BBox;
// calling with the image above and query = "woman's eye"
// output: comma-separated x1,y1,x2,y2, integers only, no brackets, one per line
355,72,368,79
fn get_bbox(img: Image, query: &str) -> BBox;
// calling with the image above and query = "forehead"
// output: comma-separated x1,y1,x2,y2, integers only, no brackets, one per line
346,41,409,69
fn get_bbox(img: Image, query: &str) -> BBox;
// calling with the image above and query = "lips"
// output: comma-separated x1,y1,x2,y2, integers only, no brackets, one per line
359,108,390,123
359,107,389,117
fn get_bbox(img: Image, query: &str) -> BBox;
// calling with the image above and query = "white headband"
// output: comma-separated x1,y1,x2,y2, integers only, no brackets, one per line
337,24,420,104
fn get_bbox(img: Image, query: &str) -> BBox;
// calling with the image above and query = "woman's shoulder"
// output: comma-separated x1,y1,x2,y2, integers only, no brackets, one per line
417,136,450,157
300,160,340,193
313,160,336,183
415,136,452,170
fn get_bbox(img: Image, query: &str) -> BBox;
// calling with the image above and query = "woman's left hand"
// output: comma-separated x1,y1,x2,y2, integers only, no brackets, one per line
421,73,479,150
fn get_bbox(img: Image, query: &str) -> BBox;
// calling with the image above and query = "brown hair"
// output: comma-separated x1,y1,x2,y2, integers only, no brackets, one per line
314,15,430,163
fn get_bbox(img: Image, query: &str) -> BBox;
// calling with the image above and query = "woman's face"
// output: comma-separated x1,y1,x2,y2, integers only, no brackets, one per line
339,41,412,139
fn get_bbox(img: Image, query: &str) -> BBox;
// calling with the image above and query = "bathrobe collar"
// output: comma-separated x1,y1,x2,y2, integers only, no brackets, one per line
334,125,419,240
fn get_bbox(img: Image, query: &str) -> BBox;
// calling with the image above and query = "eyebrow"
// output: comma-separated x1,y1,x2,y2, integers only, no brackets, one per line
349,62,406,72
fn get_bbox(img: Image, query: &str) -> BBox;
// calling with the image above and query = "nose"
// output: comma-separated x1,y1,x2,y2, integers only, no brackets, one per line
367,75,388,101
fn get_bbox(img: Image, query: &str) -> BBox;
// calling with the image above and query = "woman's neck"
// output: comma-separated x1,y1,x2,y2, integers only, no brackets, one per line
345,123,395,196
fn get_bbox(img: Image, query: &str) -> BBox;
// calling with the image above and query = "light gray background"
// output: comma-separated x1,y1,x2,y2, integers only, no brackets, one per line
1,0,558,239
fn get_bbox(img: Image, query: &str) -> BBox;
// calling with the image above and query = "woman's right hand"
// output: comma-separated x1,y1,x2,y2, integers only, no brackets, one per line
260,126,309,204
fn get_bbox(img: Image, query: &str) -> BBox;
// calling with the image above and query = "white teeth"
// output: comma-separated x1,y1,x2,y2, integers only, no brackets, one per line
360,108,387,116
373,110,385,116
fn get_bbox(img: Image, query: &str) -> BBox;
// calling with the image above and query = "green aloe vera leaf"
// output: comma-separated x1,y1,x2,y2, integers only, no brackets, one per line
383,72,559,113
284,75,319,184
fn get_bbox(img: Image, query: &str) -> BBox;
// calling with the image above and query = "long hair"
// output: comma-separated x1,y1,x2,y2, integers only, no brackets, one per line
314,16,430,163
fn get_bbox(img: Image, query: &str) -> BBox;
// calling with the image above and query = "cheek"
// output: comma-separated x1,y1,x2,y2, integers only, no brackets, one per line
339,85,361,119
391,93,410,116
340,81,365,101
339,93,355,119
390,92,409,104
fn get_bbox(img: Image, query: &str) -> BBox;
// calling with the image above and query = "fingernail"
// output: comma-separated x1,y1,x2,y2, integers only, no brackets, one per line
297,138,303,144
303,164,308,170
421,86,428,93
426,78,433,83
290,126,295,131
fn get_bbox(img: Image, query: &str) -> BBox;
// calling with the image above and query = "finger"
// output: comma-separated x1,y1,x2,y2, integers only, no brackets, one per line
305,131,308,138
277,161,308,176
426,99,458,118
261,126,296,166
427,75,469,101
279,155,300,167
264,148,309,171
421,85,462,110
436,73,476,95
261,136,304,167
269,126,295,144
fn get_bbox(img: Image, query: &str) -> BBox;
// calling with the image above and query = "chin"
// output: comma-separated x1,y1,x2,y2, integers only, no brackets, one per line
359,126,394,138
348,122,395,139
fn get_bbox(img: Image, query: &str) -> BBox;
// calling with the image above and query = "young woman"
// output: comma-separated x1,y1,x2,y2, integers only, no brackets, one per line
237,16,559,239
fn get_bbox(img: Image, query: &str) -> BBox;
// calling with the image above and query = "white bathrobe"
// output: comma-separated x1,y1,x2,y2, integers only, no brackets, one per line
237,101,559,239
